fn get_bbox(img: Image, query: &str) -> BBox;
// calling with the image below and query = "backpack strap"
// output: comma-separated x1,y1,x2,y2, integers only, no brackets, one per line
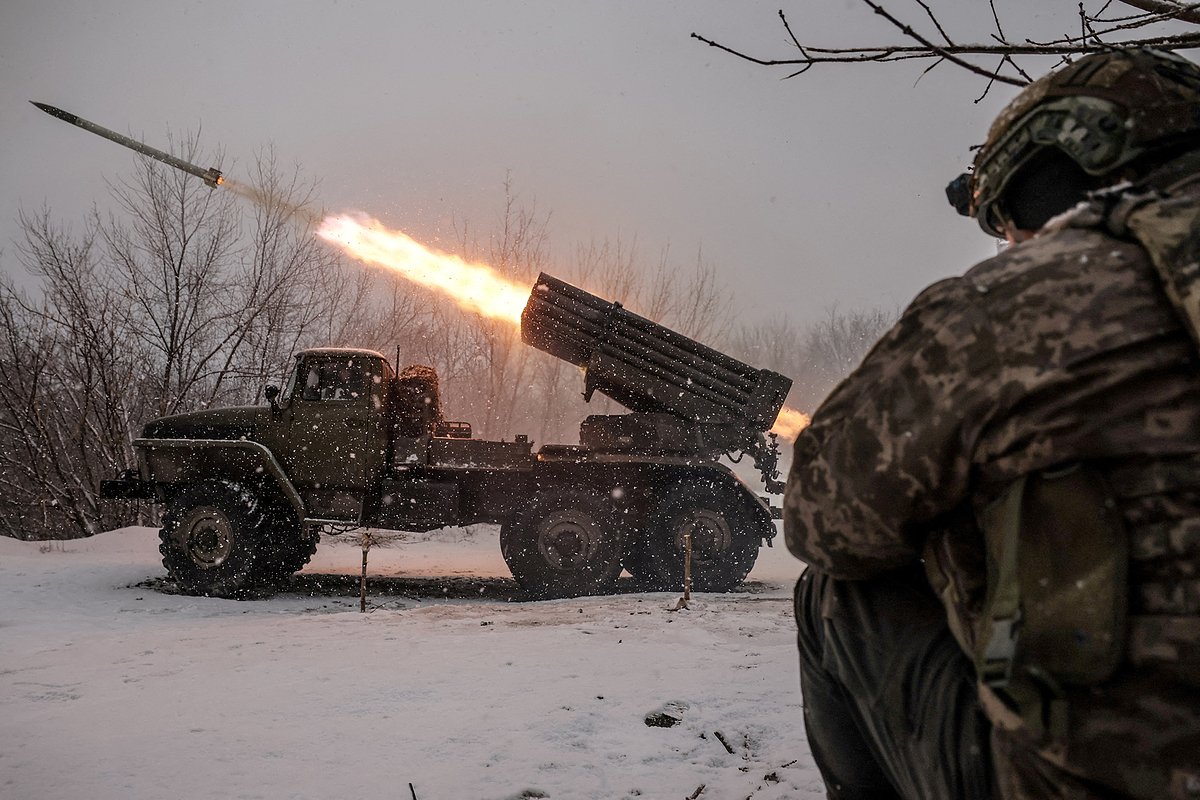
1121,193,1200,350
977,475,1026,689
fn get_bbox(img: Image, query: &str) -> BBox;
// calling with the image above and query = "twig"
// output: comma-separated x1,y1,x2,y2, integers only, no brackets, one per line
1092,1,1200,23
687,785,706,800
1004,54,1034,83
714,730,736,754
862,0,1025,86
916,0,954,46
1028,17,1200,45
693,28,1200,63
974,57,1008,103
690,3,1200,89
1114,0,1200,25
409,783,417,800
912,56,940,86
989,0,1008,42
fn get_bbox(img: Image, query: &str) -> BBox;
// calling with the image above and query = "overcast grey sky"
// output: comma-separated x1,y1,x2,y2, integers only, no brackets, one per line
3,2,1195,324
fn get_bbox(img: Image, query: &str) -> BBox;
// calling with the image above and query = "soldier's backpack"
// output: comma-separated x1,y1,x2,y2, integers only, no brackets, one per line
966,179,1200,740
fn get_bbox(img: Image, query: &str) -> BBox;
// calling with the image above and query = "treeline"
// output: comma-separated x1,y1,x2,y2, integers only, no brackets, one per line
0,147,893,539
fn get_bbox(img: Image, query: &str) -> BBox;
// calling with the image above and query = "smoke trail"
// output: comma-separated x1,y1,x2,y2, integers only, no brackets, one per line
222,177,323,227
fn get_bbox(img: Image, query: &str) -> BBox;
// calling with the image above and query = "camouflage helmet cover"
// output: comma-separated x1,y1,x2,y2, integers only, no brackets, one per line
968,48,1200,236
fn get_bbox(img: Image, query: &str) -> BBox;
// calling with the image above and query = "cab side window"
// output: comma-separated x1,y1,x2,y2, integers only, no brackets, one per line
300,359,370,401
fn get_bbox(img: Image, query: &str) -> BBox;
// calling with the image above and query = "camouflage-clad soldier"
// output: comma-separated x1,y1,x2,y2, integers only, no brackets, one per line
785,49,1200,800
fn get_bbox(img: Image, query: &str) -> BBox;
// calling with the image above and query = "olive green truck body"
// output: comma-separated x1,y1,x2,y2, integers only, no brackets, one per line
101,274,792,599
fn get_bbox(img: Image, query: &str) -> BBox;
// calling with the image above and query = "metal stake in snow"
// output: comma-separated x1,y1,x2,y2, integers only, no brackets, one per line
669,532,694,611
682,532,693,607
360,529,372,613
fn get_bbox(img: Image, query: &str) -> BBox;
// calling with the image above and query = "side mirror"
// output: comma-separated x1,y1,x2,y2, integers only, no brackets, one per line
265,385,280,413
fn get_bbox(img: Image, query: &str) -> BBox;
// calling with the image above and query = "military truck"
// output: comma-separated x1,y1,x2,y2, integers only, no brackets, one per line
102,273,792,599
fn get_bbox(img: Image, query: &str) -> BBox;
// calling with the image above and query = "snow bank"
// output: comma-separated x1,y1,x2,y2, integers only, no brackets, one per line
0,526,821,799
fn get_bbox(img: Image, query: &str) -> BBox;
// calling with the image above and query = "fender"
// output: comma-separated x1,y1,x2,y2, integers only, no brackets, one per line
705,464,778,543
681,463,778,545
133,438,305,518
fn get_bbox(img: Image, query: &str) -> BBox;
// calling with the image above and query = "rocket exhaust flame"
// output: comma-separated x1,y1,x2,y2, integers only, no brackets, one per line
317,213,530,324
771,406,811,440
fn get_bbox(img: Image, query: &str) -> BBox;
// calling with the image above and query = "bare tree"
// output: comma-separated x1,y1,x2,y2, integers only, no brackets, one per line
571,237,733,341
732,306,896,413
226,147,361,399
666,251,735,344
452,177,552,439
802,305,896,388
693,2,1200,97
0,138,352,539
0,217,139,538
97,140,365,414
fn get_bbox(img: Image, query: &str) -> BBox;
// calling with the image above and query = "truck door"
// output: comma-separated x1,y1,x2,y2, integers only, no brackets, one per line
276,354,388,494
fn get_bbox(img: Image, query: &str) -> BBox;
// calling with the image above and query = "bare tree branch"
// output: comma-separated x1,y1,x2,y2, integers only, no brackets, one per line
692,1,1200,88
1115,0,1200,24
917,0,954,46
863,0,1026,85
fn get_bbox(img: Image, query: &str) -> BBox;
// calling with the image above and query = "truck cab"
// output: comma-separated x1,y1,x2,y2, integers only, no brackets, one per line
257,348,392,520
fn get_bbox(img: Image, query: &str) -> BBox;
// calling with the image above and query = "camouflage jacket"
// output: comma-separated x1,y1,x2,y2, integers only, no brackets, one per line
784,179,1200,648
784,177,1200,793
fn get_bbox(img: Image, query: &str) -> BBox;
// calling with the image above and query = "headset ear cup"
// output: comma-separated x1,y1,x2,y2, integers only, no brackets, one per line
946,173,973,217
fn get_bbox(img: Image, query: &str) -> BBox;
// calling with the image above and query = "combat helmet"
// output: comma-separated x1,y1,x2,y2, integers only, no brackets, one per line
951,48,1200,237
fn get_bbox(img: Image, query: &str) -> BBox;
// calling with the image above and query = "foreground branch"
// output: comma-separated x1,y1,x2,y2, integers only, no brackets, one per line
692,0,1200,89
1116,0,1200,24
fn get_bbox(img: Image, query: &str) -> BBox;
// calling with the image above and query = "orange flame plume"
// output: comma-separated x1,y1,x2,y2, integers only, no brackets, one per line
317,213,530,325
771,406,811,440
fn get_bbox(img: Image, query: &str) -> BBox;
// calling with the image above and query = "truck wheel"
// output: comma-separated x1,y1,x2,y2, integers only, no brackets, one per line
252,504,318,589
159,481,267,598
643,478,760,593
501,488,623,599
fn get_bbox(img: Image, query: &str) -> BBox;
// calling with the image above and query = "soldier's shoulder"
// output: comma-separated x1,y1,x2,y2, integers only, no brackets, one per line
963,222,1131,291
893,276,981,335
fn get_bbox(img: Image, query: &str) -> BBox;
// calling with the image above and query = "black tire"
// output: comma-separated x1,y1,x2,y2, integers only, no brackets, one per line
641,476,762,593
251,503,319,589
500,487,623,599
159,481,269,598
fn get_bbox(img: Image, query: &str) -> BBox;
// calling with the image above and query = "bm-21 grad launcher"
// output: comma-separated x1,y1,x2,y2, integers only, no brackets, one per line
103,273,792,600
522,273,790,490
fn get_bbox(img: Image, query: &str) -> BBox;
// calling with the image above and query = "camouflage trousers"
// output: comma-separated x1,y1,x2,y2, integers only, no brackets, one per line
794,565,996,799
795,567,1200,800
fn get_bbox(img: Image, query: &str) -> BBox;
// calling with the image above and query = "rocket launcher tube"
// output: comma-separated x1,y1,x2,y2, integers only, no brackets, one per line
521,273,792,431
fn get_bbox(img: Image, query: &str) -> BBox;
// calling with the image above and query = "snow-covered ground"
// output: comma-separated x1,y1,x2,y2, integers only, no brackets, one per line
0,525,822,800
